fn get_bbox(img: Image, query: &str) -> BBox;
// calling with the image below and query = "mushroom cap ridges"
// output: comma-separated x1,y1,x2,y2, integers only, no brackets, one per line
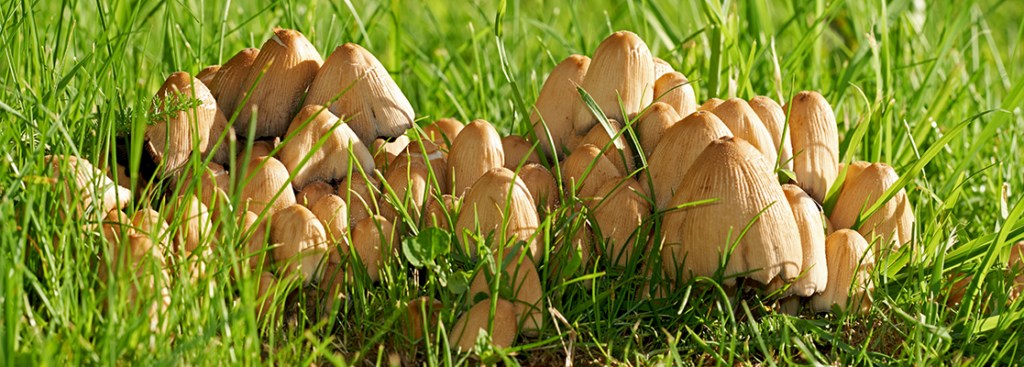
239,156,297,216
810,229,874,314
562,144,623,199
653,71,697,118
637,101,681,158
531,54,591,159
590,177,651,266
572,31,654,135
748,96,793,172
447,119,504,196
830,162,914,255
277,105,374,190
785,91,839,203
779,184,828,297
641,110,732,211
269,204,328,284
454,167,540,262
209,47,259,117
146,72,232,173
710,98,779,170
448,298,517,351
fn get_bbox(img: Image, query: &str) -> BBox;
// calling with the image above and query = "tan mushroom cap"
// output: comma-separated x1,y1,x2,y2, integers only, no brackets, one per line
944,272,973,307
350,215,398,282
101,209,133,245
572,31,654,135
1008,242,1024,300
454,167,540,262
779,184,828,297
447,119,504,197
652,56,674,80
163,194,213,254
234,28,323,139
372,136,410,171
97,233,171,317
711,98,779,169
468,254,544,337
661,137,803,287
209,47,259,118
304,43,414,144
531,54,590,159
501,135,541,170
337,172,381,224
278,105,375,190
269,204,328,284
549,220,593,282
388,139,448,194
309,194,350,255
449,298,517,351
424,194,458,230
240,211,271,272
379,162,432,224
571,119,635,175
653,71,697,118
562,144,622,199
516,163,559,214
830,162,914,256
422,118,465,151
131,208,169,247
785,91,839,203
181,162,231,211
405,297,443,340
256,272,279,322
196,65,220,86
636,102,681,157
145,72,233,174
590,177,651,266
810,229,874,314
699,98,724,111
296,181,336,208
238,156,296,216
749,96,793,172
45,155,132,222
640,111,733,211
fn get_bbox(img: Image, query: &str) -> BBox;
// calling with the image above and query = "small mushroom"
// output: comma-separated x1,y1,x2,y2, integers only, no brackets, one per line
711,98,779,169
405,297,443,341
181,162,231,210
424,194,458,230
97,233,171,321
196,65,220,86
785,91,839,203
131,208,169,246
296,181,336,208
372,136,410,171
163,195,214,254
653,71,697,118
516,163,559,214
699,98,724,111
454,167,540,262
589,177,651,266
145,72,234,175
549,220,593,282
448,298,518,351
531,55,590,159
243,140,275,160
310,194,350,251
337,172,381,224
256,272,279,322
350,215,398,282
208,47,259,118
238,156,296,216
640,111,733,211
422,118,465,151
277,105,375,191
830,162,915,256
749,96,793,172
239,210,272,272
379,162,432,224
446,119,504,197
269,204,328,285
636,102,681,157
944,272,973,307
561,144,622,199
388,139,448,195
45,155,132,222
572,31,654,135
102,209,133,245
652,57,673,80
572,119,635,176
778,184,828,298
502,135,542,170
469,254,544,337
810,229,874,314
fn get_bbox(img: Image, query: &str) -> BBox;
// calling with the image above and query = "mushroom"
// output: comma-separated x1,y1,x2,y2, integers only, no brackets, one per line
296,181,336,208
233,27,323,139
653,71,697,118
388,139,448,195
639,111,733,211
196,65,220,86
379,162,432,224
277,105,375,190
102,209,133,245
372,136,410,171
1009,242,1024,300
45,155,132,222
699,98,724,111
269,204,328,285
209,47,259,118
239,210,272,272
749,96,794,172
256,272,279,322
589,177,651,266
422,118,464,151
337,172,381,224
660,137,803,287
944,272,973,307
561,144,622,199
97,233,171,322
238,156,296,216
809,229,874,314
454,167,540,262
405,297,443,340
145,72,234,175
710,98,779,169
304,43,414,144
449,298,517,351
424,194,458,230
549,219,593,282
785,91,839,203
830,162,915,256
446,119,504,197
468,253,544,337
501,135,541,170
350,215,398,282
776,184,828,298
636,101,681,157
572,31,654,135
310,194,350,251
163,195,214,254
131,208,170,248
571,119,635,176
516,163,559,214
652,57,673,80
181,162,231,211
531,55,590,159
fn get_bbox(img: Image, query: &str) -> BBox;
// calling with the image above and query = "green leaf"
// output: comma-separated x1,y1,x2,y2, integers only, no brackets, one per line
447,271,471,295
777,169,796,186
575,86,626,154
402,227,450,268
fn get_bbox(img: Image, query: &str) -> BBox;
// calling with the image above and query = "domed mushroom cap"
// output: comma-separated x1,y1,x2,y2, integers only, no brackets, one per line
196,65,220,86
652,57,673,80
572,119,635,175
97,233,171,314
277,105,374,190
238,156,296,216
469,254,544,337
636,102,681,157
549,220,593,282
388,139,448,194
699,98,724,111
449,298,517,351
562,144,622,199
405,297,443,340
785,91,839,203
944,272,973,307
749,96,793,172
653,71,697,118
379,162,432,224
372,136,410,171
234,28,323,139
810,229,874,314
516,163,559,214
640,111,732,211
296,181,336,208
572,31,654,135
711,98,779,169
181,162,231,211
337,172,381,224
238,140,275,162
501,135,541,170
447,119,504,197
45,155,132,221
163,195,213,254
1009,242,1024,300
779,184,828,297
830,162,914,255
145,72,233,175
256,272,279,321
131,208,169,242
531,54,590,159
304,43,414,144
240,211,271,271
269,204,328,284
101,209,133,245
454,167,540,262
423,118,464,151
350,215,398,282
590,177,651,266
424,194,458,230
309,194,350,254
209,47,259,118
660,137,802,287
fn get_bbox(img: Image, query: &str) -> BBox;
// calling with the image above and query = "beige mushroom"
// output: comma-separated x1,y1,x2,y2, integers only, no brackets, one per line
238,156,296,216
589,177,651,266
448,298,518,351
372,136,410,171
830,162,915,256
269,204,328,284
310,194,350,252
424,194,458,230
749,96,793,172
652,57,673,80
209,48,259,118
239,210,272,272
145,72,233,175
337,172,381,224
516,163,559,214
379,162,432,224
572,31,654,135
350,215,398,282
710,98,779,169
447,119,504,196
422,118,465,151
653,71,697,118
785,91,839,203
45,155,132,222
163,194,214,254
196,65,220,86
810,229,874,314
97,233,171,326
256,272,279,322
405,297,443,340
277,105,374,190
699,98,724,111
296,181,336,208
501,135,541,170
571,119,635,176
531,55,590,159
778,184,828,297
636,102,681,157
388,139,448,195
561,144,622,199
639,111,733,211
468,253,544,337
454,167,540,262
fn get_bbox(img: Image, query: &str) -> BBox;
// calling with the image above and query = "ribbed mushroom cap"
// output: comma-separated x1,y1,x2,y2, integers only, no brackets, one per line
830,162,914,255
549,220,593,281
660,137,803,287
163,195,213,254
699,98,724,111
711,98,779,169
350,215,398,282
296,181,336,208
840,161,871,186
562,144,622,199
309,194,350,255
810,229,874,314
422,118,464,151
209,47,259,118
449,298,517,351
45,155,132,221
454,167,540,262
256,272,279,321
573,119,635,175
636,102,681,157
269,204,328,284
653,71,697,118
468,254,544,337
779,184,828,297
304,43,414,144
240,211,271,271
181,162,231,210
590,177,651,266
238,156,296,216
337,172,380,224
380,162,432,224
102,209,133,245
944,272,973,307
516,163,559,213
501,135,541,170
277,105,374,190
447,119,504,197
97,233,170,315
131,208,169,245
196,65,220,86
531,55,590,159
372,136,410,171
652,57,673,80
749,96,793,172
640,111,733,211
405,297,443,340
424,194,458,230
388,139,448,194
1009,242,1024,300
145,72,233,175
234,28,323,139
572,31,654,135
246,140,275,160
785,91,839,203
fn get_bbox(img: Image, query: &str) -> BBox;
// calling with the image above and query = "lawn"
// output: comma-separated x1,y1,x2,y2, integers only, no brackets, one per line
2,0,1024,365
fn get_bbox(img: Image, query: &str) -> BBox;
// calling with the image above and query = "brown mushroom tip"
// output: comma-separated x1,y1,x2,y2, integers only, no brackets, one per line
810,229,874,314
296,181,336,207
157,71,195,96
449,298,518,351
501,135,541,170
405,297,444,340
699,98,724,111
196,66,220,85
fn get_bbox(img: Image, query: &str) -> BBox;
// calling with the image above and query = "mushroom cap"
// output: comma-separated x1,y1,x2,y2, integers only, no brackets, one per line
572,119,635,175
424,194,458,230
309,194,350,257
501,135,541,170
196,65,220,86
590,177,651,266
238,156,297,216
350,214,398,282
45,155,132,222
145,72,233,174
640,111,733,211
454,167,540,262
830,162,914,255
561,144,622,199
660,137,803,287
810,229,874,314
405,297,443,340
131,208,169,245
269,204,328,284
240,210,271,272
652,56,674,80
97,233,170,314
448,298,517,351
238,140,276,163
748,96,793,172
379,161,432,224
1009,242,1024,300
699,98,724,111
181,162,231,211
549,220,593,282
468,254,544,337
516,163,559,214
163,194,213,254
234,28,323,139
304,43,414,144
296,181,336,208
256,272,279,321
779,184,828,297
531,54,590,159
447,119,504,197
572,31,654,135
372,136,410,171
653,71,697,118
636,101,681,157
785,91,839,203
422,118,464,151
337,172,380,224
944,272,973,307
209,47,259,118
388,139,448,194
102,209,133,245
710,98,779,170
278,105,374,190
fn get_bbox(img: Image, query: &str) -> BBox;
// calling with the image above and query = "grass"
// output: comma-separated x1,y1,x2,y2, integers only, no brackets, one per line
3,0,1024,365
